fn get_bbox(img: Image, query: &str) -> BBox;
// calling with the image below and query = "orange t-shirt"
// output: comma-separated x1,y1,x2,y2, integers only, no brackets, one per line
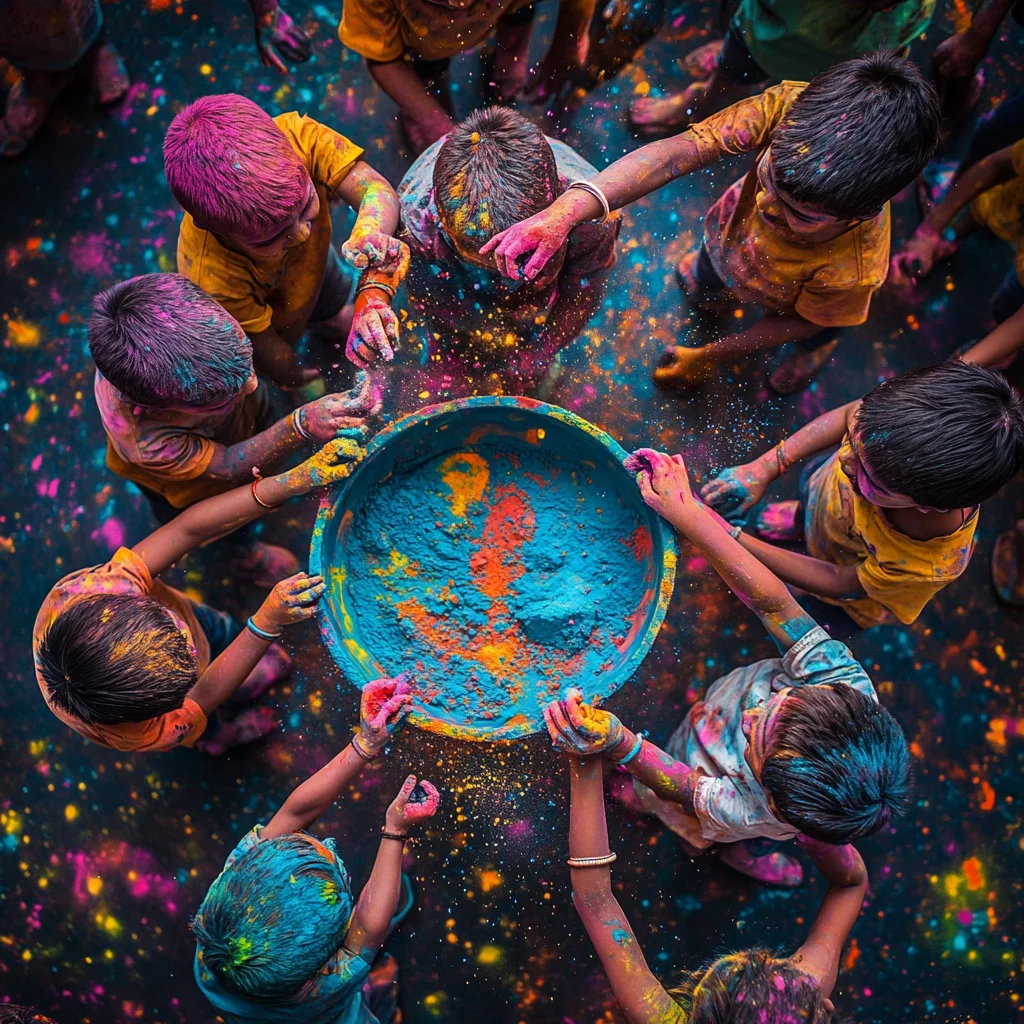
32,548,209,751
690,83,890,327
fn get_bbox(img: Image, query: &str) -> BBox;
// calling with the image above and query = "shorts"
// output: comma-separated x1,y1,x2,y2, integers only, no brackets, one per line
308,246,356,325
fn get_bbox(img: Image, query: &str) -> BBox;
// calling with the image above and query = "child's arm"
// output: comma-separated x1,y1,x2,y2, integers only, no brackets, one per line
699,400,858,518
202,372,379,482
932,0,1016,83
247,0,312,72
732,532,865,601
636,450,819,647
890,144,1016,284
341,774,440,961
132,437,363,579
564,754,684,1024
366,59,455,150
262,674,415,838
249,325,324,388
960,303,1024,367
791,837,869,1007
524,0,597,105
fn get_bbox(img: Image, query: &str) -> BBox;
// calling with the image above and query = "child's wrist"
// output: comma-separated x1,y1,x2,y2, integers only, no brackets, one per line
251,606,284,634
606,728,639,762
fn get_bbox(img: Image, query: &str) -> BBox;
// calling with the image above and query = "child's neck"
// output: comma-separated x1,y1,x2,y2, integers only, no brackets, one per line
879,504,972,541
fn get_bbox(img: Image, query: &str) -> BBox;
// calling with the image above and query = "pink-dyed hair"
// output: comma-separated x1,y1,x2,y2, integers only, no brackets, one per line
163,94,309,239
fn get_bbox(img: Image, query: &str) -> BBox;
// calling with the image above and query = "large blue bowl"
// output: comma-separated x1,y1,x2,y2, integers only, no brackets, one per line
310,396,676,741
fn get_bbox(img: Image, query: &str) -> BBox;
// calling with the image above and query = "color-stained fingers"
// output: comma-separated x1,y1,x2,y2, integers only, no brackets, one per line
391,774,418,812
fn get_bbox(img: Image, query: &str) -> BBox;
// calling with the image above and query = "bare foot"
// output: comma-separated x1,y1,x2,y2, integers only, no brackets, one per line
755,500,803,543
991,528,1024,607
682,40,723,81
198,705,279,755
719,843,804,887
232,542,300,589
232,643,292,704
654,345,716,388
629,82,705,134
91,41,130,106
768,339,838,395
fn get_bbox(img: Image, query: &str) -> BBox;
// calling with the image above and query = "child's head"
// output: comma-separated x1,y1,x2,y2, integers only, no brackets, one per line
671,948,835,1023
846,360,1024,511
760,684,911,845
0,1009,58,1024
164,94,317,257
36,594,199,725
89,273,255,411
767,52,940,231
193,832,354,999
433,106,560,272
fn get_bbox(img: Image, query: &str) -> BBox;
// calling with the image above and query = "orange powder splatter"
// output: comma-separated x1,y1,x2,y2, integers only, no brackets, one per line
962,858,984,891
469,485,534,599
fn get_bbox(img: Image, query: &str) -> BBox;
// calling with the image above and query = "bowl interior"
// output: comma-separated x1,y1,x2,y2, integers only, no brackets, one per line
311,397,676,741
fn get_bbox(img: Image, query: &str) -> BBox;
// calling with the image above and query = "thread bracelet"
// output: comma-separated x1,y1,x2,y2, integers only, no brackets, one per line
567,852,617,868
566,180,611,225
246,616,282,642
380,830,408,842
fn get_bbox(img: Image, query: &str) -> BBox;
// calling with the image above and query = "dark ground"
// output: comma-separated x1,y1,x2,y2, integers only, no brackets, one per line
1,2,1023,1022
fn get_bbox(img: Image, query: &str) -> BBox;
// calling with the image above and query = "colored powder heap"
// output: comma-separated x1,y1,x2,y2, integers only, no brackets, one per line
342,438,653,735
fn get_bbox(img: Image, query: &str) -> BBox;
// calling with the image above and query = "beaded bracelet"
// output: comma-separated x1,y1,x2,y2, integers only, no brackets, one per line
291,406,313,442
567,852,617,868
251,478,281,510
566,180,611,225
246,616,283,642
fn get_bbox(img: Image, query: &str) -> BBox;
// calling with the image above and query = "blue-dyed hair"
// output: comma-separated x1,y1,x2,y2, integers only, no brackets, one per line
89,273,254,409
761,684,912,844
192,833,354,999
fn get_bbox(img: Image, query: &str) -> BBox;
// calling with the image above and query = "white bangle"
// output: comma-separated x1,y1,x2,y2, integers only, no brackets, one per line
566,180,611,225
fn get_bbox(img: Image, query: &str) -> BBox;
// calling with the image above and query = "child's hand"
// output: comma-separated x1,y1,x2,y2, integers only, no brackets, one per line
543,689,625,756
252,3,312,74
301,372,380,440
347,291,400,368
357,673,414,756
342,232,411,278
253,571,325,630
480,207,573,282
385,775,441,833
284,437,366,493
634,449,694,521
889,229,955,286
700,460,773,518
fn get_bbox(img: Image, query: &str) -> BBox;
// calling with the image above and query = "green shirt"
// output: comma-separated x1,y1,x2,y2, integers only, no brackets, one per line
736,0,936,82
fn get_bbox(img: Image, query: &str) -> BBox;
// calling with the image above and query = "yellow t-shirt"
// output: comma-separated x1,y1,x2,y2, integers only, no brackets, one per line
971,137,1024,287
176,112,364,344
339,0,534,62
691,83,891,327
33,548,210,751
804,448,978,628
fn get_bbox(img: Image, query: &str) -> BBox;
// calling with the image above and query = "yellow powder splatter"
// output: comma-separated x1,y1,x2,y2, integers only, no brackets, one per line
7,320,40,347
440,452,489,519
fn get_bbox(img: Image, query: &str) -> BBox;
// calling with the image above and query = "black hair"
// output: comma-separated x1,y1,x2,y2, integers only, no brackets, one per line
36,594,198,724
761,684,912,845
669,948,849,1023
856,359,1024,509
770,51,940,219
433,106,559,252
0,1010,58,1024
88,273,253,408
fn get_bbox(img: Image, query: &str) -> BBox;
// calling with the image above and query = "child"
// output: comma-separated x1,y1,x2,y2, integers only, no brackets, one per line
397,106,619,384
0,0,128,156
193,675,440,1022
482,53,941,393
630,0,935,133
164,94,409,392
547,448,910,885
891,136,1024,324
32,438,362,754
700,360,1024,628
553,746,869,1023
89,272,379,586
339,0,596,153
0,1009,57,1024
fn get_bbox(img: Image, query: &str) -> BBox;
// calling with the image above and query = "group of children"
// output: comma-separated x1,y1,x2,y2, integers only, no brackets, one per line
12,0,1024,1020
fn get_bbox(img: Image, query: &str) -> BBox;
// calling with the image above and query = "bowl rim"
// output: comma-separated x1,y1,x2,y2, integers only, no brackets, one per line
310,395,678,741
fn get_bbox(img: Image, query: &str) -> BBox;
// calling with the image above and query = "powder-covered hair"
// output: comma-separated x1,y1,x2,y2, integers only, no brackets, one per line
0,1008,58,1024
856,360,1024,509
193,832,354,999
669,948,845,1023
89,274,254,408
770,51,940,219
36,594,198,725
163,93,309,238
761,683,911,844
433,106,559,253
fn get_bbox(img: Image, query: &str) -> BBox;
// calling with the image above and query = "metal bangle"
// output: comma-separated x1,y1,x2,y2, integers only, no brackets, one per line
566,180,611,225
246,616,283,641
357,280,397,299
567,852,617,868
291,406,313,441
351,733,378,761
251,478,281,510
